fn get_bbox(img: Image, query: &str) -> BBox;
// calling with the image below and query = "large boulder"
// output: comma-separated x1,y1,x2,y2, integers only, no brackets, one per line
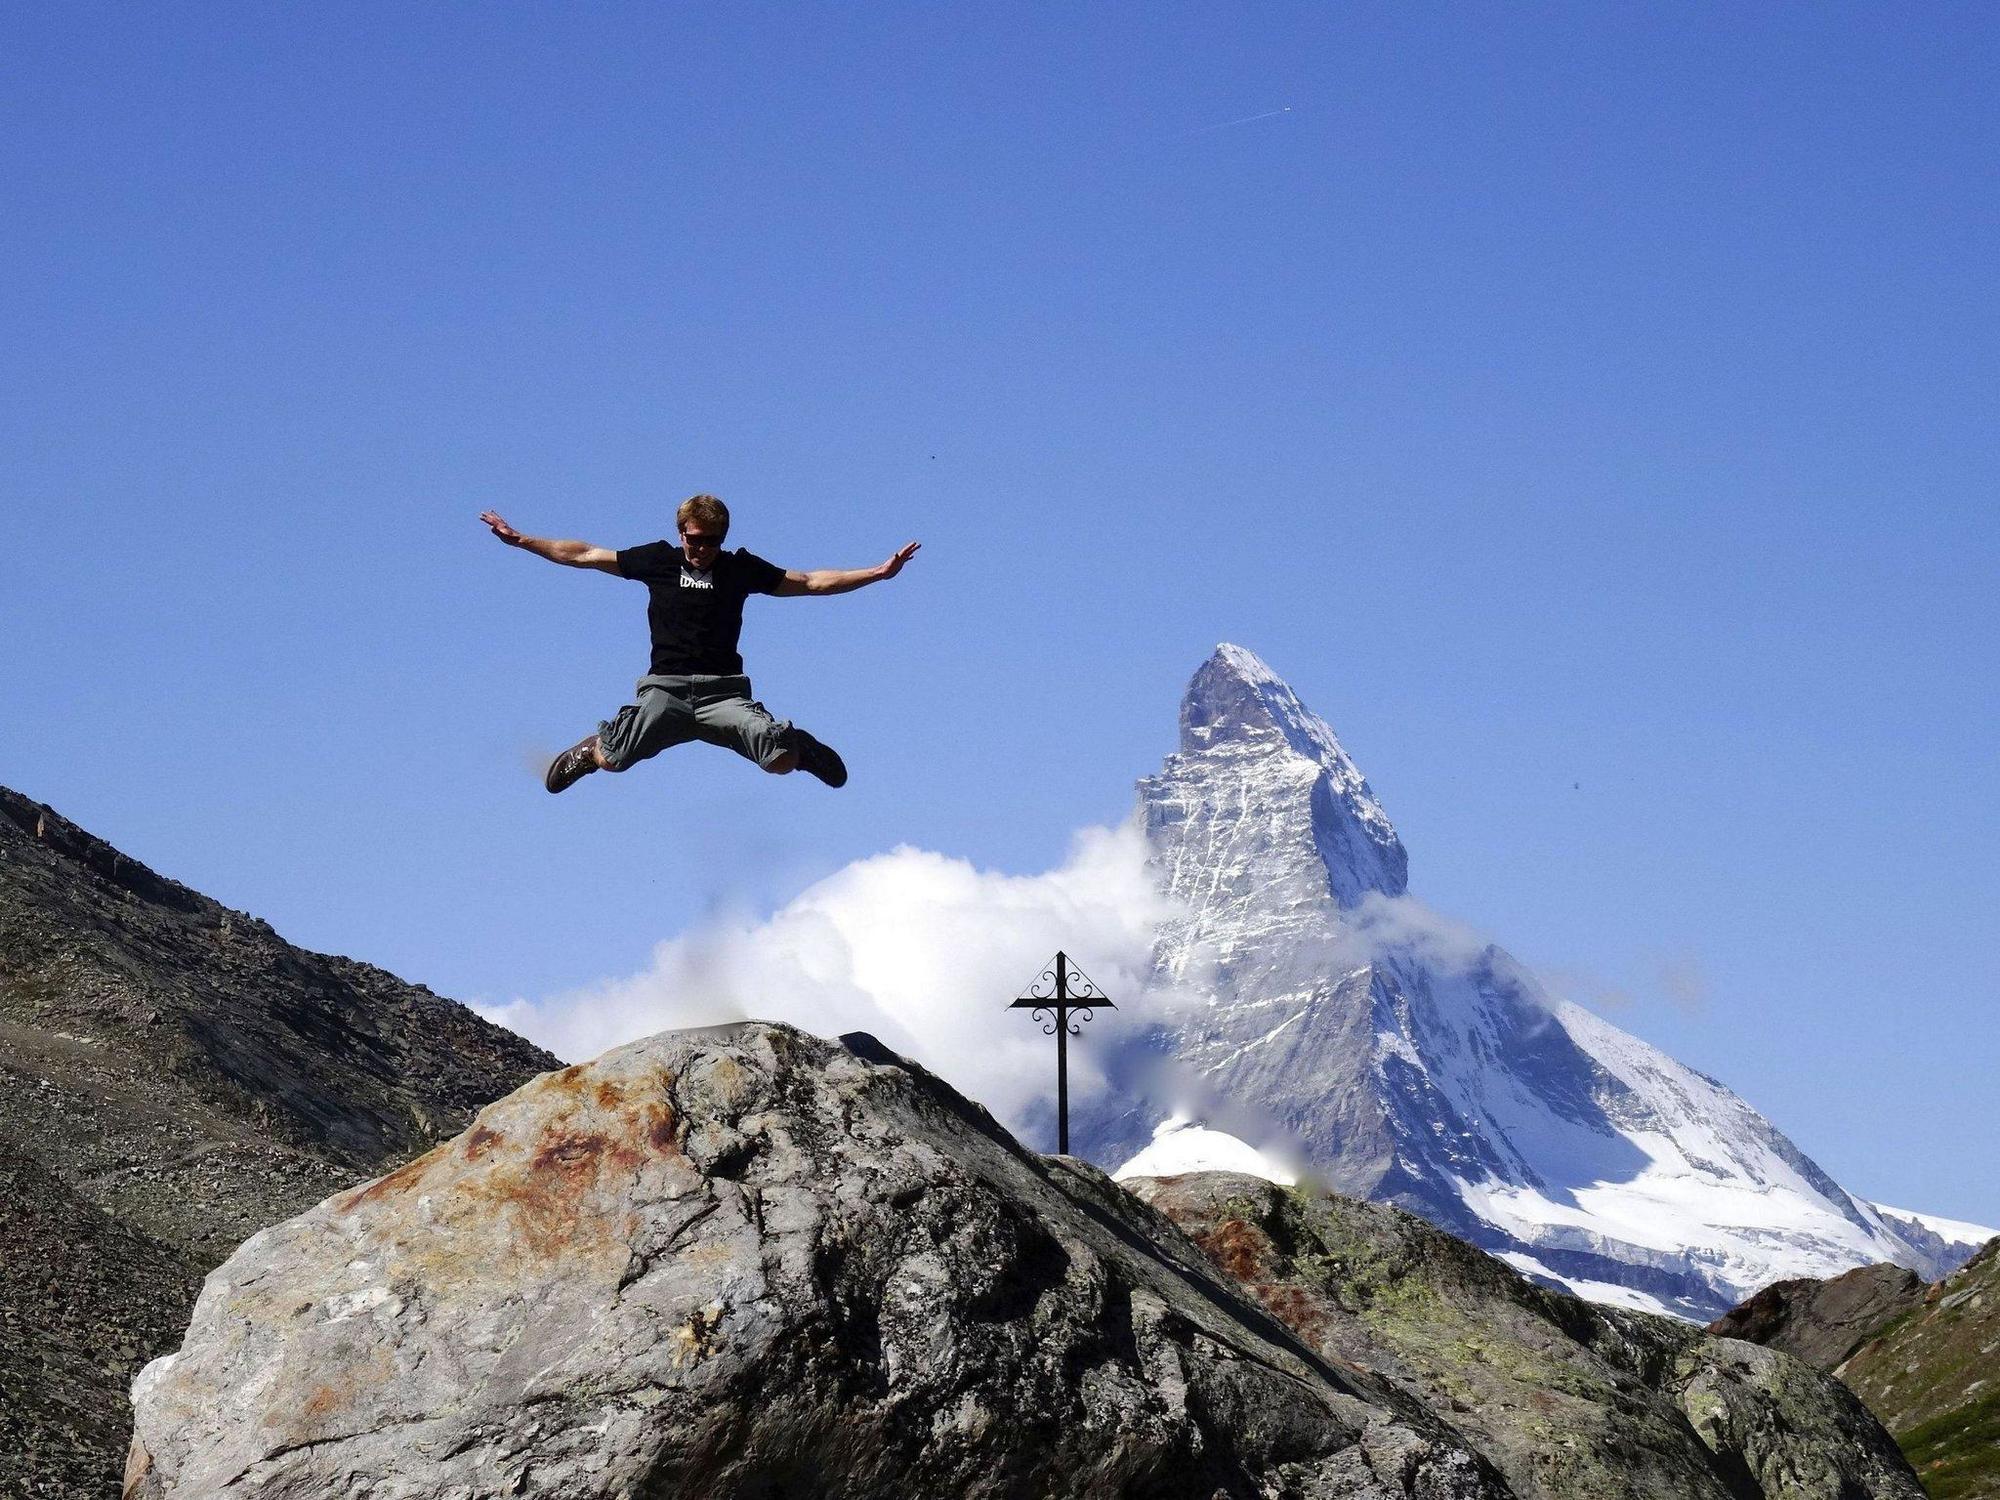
1706,1262,1927,1371
127,1024,1506,1498
1128,1173,1925,1500
1711,1239,2000,1497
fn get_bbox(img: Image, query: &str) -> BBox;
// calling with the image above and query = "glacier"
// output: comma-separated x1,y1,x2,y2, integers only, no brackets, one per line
1084,643,1993,1321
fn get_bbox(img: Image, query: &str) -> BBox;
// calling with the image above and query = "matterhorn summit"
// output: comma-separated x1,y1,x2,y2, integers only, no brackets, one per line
1093,645,1992,1321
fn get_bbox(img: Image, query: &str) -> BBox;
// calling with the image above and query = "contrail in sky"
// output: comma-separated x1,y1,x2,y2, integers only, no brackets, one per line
1177,106,1293,138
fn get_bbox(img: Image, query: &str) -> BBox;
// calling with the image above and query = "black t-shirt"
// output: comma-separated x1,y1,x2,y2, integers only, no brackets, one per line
616,542,787,676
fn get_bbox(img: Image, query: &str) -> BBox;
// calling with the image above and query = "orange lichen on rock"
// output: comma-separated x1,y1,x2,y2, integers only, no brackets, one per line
324,1059,698,1291
646,1103,680,1155
531,1130,610,1172
298,1384,344,1422
1254,1281,1334,1346
1196,1218,1275,1285
336,1142,451,1213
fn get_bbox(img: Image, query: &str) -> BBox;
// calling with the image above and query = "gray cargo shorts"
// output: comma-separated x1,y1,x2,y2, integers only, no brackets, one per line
595,674,793,773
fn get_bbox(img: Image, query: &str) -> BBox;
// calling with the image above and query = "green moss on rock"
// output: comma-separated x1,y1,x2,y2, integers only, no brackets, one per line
1127,1171,1926,1500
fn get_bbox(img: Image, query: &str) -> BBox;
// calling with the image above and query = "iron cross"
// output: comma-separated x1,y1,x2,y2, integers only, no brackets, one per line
1010,951,1115,1155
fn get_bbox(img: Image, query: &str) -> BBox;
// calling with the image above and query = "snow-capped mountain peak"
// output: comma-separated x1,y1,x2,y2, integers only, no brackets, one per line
1153,645,1407,924
1096,647,1977,1322
1182,643,1337,755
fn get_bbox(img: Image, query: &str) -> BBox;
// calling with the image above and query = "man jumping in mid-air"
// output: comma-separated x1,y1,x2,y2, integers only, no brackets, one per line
480,496,919,794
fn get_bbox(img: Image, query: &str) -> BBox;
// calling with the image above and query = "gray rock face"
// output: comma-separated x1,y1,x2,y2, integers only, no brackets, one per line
1157,643,1408,919
1131,1173,1927,1500
127,1023,1509,1500
1706,1263,1928,1372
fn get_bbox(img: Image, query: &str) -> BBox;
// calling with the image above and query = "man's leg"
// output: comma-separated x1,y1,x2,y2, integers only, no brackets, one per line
692,678,847,787
599,678,704,771
546,678,700,793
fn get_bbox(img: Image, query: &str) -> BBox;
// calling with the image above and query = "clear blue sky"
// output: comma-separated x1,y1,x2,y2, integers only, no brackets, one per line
4,4,1995,1224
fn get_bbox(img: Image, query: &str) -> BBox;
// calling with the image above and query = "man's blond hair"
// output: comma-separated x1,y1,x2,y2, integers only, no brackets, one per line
677,494,729,536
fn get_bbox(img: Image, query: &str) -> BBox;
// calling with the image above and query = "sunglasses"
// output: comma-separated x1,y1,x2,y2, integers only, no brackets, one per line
681,531,725,548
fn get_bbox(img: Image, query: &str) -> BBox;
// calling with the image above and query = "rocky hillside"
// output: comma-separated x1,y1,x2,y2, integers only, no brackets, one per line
1714,1240,2000,1500
1130,1172,1922,1500
0,1143,198,1497
0,786,557,1499
129,1020,1923,1499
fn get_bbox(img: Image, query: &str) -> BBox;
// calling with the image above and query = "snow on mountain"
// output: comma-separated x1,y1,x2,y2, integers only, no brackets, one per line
1867,1203,1999,1247
1866,1202,1999,1268
1089,644,1970,1322
1113,1116,1299,1186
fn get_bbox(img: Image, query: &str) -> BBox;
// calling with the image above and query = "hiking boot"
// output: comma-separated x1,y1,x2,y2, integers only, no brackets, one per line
785,727,847,788
545,734,602,794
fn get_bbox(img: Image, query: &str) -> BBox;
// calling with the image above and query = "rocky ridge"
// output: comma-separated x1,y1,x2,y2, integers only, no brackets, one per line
0,1142,199,1495
1133,1172,1922,1500
129,1020,1926,1499
0,785,557,1498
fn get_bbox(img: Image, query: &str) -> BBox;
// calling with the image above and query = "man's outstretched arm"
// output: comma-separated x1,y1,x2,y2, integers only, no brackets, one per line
480,511,621,574
773,541,921,597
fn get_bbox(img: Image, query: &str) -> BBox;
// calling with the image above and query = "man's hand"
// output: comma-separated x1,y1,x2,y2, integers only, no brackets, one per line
479,513,621,572
776,541,924,597
481,510,525,546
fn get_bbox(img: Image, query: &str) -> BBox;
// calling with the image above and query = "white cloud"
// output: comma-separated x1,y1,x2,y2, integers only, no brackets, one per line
475,817,1181,1134
1346,890,1498,974
1210,890,1506,998
474,821,1686,1158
